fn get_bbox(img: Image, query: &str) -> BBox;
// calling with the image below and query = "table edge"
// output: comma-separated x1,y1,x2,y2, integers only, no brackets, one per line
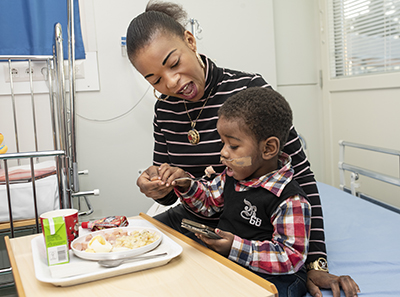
5,235,27,297
139,212,278,296
6,214,278,297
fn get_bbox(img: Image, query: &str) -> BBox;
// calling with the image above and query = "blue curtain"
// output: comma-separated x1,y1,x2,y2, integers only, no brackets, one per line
0,0,85,59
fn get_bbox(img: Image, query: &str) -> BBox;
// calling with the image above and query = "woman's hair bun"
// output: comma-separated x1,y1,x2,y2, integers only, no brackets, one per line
145,0,187,25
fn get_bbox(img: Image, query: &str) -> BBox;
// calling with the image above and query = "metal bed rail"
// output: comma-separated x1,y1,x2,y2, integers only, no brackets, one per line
338,140,400,213
0,53,62,292
54,23,98,215
0,1,97,290
1,55,55,167
1,16,98,243
0,150,65,289
0,150,65,237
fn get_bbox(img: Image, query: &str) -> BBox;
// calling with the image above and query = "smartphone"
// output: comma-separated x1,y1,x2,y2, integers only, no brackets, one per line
181,219,222,239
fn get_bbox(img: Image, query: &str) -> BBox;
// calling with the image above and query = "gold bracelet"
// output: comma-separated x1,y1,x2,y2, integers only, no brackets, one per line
307,257,329,272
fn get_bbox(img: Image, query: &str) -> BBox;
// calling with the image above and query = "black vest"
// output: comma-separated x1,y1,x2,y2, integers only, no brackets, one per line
217,176,308,241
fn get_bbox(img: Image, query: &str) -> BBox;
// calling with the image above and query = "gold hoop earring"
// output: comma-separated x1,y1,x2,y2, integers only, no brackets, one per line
153,89,169,101
196,52,205,69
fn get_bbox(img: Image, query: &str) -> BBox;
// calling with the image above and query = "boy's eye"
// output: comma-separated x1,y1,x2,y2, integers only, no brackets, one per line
230,145,238,150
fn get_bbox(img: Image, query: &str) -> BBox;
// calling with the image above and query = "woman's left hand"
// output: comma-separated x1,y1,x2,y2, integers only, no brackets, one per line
196,228,234,257
307,270,360,297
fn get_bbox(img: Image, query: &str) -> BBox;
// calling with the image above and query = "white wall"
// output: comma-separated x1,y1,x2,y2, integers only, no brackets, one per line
272,0,325,182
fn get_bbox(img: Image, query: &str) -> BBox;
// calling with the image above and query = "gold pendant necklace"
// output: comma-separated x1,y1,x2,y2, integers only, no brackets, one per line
184,88,213,145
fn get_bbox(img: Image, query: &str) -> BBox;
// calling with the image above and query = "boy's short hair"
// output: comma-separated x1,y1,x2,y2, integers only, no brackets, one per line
218,87,293,149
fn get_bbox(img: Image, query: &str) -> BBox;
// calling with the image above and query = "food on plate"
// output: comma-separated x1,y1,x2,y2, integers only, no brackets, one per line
114,230,159,249
73,228,160,253
87,235,113,253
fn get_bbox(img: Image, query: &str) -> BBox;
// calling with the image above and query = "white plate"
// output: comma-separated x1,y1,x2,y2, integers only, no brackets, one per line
31,219,183,286
71,226,162,261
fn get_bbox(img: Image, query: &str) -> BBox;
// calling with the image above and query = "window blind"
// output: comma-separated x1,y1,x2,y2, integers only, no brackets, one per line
328,0,400,78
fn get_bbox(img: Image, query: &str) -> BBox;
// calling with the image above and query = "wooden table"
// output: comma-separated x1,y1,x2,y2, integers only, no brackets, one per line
5,213,277,297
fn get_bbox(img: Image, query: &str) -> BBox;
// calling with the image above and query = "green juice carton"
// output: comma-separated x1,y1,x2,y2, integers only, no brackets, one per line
42,216,70,266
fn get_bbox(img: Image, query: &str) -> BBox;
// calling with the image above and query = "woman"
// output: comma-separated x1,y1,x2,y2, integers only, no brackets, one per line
127,1,359,296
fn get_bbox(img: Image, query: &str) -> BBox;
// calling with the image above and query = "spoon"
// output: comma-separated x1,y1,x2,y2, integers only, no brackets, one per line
174,157,251,183
174,175,208,182
98,252,168,268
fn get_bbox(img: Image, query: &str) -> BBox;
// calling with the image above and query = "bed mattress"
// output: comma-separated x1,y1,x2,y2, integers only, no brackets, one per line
0,160,59,223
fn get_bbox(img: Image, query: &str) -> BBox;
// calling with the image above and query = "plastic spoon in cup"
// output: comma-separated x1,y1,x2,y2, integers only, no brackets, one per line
98,252,168,268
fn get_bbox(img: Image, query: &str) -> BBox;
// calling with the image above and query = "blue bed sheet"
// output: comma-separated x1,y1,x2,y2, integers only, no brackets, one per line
305,182,400,297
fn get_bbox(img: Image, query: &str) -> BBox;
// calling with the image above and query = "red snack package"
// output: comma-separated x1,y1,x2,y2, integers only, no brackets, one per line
81,216,129,231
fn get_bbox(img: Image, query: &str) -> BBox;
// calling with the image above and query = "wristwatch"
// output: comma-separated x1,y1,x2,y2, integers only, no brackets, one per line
307,257,329,272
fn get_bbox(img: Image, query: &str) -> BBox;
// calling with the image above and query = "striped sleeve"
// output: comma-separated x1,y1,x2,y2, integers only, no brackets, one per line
283,126,327,263
153,108,170,166
151,108,181,206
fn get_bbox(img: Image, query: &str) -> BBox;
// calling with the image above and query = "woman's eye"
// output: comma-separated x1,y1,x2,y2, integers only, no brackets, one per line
153,78,161,85
230,145,238,150
171,59,180,68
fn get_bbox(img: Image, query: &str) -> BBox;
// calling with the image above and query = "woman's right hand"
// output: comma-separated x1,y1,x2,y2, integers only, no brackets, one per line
136,165,173,200
158,163,191,192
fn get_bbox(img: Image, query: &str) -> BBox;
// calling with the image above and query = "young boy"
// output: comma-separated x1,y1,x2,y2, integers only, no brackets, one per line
157,87,311,297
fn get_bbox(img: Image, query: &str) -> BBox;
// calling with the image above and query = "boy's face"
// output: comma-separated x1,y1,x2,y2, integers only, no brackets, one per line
217,116,267,180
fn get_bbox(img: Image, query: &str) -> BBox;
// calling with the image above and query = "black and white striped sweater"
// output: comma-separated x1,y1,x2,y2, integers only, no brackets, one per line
151,55,326,264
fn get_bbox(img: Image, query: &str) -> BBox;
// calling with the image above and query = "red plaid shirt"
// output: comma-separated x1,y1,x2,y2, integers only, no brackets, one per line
176,153,311,274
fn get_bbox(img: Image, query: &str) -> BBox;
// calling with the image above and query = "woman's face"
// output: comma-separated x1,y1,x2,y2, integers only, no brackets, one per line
132,31,206,102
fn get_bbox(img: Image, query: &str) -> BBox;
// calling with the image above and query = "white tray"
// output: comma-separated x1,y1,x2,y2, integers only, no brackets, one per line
31,219,183,286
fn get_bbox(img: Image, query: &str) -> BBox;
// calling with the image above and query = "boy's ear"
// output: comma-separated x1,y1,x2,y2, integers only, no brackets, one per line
261,136,280,160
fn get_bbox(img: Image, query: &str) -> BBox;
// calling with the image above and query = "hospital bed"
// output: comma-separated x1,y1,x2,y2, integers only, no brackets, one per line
307,141,400,296
0,1,98,289
307,180,400,297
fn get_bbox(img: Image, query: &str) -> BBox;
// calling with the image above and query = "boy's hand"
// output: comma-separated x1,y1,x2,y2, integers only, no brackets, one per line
158,163,191,191
196,228,234,257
